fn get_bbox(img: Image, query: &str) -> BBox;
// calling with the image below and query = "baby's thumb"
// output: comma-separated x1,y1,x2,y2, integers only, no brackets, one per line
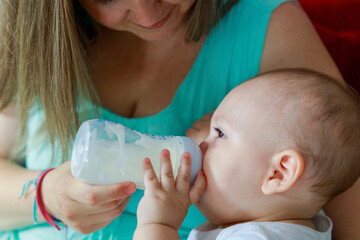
189,171,206,205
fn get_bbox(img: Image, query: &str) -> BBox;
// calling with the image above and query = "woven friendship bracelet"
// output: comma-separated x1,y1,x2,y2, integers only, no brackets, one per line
18,177,38,224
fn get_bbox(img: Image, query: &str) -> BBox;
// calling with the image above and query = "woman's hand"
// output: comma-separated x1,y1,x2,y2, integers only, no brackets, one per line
137,149,205,231
41,161,136,234
186,112,213,145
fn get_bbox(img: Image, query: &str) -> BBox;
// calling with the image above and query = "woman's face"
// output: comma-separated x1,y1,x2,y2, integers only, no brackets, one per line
78,0,196,41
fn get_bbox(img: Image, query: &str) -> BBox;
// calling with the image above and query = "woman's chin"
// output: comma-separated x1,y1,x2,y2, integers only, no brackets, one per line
134,30,177,42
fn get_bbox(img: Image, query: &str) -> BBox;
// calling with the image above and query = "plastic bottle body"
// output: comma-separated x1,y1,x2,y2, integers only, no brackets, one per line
71,120,202,189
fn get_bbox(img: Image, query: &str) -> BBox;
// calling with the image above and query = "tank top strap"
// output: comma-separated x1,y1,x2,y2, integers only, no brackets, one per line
241,0,296,13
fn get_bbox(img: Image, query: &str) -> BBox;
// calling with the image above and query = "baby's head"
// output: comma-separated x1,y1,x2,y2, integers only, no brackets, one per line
197,69,360,225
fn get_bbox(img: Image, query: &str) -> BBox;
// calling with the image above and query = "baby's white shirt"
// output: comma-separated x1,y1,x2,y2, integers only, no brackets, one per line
187,211,332,240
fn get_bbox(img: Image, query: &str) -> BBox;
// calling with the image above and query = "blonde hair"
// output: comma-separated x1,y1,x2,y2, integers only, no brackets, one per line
0,0,238,162
258,69,360,200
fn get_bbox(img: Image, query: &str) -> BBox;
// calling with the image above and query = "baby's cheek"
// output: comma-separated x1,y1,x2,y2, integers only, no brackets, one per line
195,186,219,222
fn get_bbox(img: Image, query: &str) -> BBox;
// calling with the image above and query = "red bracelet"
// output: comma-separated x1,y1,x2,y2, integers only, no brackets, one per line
35,168,61,230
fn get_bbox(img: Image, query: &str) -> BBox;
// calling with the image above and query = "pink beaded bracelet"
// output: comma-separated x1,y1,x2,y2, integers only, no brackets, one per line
35,168,61,230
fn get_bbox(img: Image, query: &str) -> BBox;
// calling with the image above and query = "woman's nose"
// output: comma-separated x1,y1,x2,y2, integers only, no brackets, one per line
126,0,166,27
199,141,209,156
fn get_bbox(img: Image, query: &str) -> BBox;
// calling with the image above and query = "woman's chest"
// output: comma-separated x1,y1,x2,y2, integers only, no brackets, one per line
91,43,202,118
94,67,184,118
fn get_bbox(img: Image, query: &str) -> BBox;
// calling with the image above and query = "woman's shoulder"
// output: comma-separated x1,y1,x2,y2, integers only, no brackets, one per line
212,0,296,40
200,0,297,83
259,1,343,80
228,0,295,15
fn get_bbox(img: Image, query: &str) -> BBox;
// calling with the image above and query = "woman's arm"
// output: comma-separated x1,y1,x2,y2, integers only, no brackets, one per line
324,179,360,240
259,1,343,82
0,103,41,229
0,104,58,229
0,160,42,230
0,103,136,233
259,2,358,239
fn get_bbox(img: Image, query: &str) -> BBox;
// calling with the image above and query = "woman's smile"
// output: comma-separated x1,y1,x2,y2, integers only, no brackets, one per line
136,11,172,30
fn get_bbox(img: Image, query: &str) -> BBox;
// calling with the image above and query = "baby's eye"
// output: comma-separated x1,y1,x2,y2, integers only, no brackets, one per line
214,128,225,138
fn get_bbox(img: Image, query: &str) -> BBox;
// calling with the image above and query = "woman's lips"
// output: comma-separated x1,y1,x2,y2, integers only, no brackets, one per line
138,12,171,30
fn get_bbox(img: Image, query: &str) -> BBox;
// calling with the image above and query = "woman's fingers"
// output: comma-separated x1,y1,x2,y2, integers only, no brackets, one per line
189,171,206,205
142,157,161,191
83,196,131,225
68,180,136,205
176,152,192,194
72,219,114,235
40,160,139,234
159,149,175,191
90,182,136,203
80,195,130,215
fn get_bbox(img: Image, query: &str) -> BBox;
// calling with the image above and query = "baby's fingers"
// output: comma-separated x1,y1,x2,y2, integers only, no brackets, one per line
176,152,192,194
189,171,206,205
159,149,175,191
142,158,160,191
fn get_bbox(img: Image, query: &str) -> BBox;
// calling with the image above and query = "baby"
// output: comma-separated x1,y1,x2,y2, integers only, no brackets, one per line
133,69,360,240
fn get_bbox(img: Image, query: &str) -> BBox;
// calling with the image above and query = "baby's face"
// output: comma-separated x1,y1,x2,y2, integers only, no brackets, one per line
196,81,277,224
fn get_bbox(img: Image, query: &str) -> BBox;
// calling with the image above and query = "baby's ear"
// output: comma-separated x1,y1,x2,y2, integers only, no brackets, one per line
261,150,304,195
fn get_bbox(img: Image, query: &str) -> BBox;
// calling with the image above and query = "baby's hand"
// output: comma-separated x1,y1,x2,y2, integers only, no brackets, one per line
137,149,205,231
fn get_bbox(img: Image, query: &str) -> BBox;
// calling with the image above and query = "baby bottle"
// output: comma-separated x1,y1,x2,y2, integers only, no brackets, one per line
71,119,202,189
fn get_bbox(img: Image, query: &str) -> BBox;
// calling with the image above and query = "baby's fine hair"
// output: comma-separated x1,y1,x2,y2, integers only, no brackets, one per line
257,69,360,201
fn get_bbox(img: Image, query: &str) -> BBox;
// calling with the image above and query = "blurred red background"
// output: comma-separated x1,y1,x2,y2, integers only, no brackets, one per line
298,0,360,93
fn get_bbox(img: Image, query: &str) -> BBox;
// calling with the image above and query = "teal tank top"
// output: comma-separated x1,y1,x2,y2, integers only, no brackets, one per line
1,0,294,239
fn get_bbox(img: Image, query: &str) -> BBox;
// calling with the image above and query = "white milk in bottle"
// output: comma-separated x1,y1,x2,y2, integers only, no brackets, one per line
71,119,202,189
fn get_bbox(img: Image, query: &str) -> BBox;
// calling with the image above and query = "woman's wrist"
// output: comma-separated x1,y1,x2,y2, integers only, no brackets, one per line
36,168,62,230
40,168,58,219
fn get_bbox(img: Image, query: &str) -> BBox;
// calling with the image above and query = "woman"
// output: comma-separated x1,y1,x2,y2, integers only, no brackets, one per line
0,0,357,239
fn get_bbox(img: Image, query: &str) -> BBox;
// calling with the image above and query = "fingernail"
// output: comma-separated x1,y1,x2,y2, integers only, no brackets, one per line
125,184,136,194
163,149,170,156
184,152,190,159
